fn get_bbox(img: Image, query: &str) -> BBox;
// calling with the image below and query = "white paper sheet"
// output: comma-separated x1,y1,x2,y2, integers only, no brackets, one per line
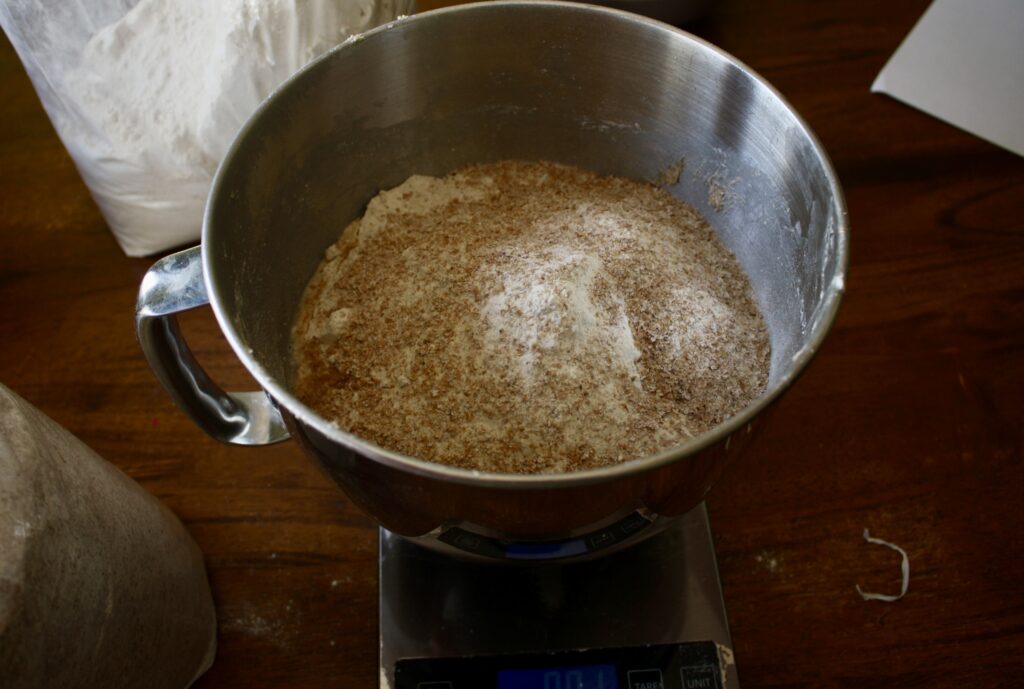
872,0,1024,157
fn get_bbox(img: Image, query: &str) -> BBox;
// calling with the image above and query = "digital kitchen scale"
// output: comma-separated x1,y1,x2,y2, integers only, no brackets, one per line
379,502,738,689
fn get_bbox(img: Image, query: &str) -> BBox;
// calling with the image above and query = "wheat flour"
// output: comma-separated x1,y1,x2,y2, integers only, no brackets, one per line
55,0,409,255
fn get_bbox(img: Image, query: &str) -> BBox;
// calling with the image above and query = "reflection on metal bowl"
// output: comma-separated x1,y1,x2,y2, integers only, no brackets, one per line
136,1,848,562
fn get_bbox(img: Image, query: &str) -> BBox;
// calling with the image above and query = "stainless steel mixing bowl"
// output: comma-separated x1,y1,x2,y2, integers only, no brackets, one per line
137,1,848,562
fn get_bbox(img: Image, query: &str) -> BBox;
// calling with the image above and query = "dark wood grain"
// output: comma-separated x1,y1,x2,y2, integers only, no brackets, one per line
2,1,1022,687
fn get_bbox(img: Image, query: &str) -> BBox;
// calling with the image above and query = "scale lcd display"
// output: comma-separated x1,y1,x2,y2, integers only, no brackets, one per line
498,664,619,689
393,641,722,689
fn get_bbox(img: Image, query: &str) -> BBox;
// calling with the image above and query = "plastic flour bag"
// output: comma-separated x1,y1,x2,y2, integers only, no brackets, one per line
1,0,413,256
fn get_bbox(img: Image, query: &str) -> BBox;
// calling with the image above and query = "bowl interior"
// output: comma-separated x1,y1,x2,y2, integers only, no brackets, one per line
205,1,846,464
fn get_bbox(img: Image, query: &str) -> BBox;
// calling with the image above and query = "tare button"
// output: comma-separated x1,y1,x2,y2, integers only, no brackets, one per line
679,664,720,689
626,668,664,689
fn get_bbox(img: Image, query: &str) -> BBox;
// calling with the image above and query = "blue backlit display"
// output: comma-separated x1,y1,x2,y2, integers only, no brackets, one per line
498,664,619,689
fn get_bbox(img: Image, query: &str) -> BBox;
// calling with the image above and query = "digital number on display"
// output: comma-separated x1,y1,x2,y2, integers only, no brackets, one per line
497,664,619,689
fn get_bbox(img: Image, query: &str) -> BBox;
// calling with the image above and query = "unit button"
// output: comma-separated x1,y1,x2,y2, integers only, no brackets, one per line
586,531,616,549
626,668,664,689
679,664,719,689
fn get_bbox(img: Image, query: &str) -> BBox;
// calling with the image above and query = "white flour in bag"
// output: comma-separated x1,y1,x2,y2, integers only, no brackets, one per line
56,0,410,256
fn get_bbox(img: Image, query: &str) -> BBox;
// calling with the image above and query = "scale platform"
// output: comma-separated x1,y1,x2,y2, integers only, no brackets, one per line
379,502,738,689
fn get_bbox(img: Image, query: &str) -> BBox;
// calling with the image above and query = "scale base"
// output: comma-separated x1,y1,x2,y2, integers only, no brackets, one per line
379,503,738,688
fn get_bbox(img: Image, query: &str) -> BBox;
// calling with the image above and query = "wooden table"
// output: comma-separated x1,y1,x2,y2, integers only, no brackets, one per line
2,1,1021,686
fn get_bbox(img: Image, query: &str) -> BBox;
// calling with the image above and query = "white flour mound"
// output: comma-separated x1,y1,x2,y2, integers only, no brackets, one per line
59,0,409,256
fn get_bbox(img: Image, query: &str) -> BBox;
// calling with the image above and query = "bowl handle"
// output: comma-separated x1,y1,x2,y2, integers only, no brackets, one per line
135,246,290,445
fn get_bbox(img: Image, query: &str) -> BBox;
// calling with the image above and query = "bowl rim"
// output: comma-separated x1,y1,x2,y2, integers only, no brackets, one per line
203,0,850,490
